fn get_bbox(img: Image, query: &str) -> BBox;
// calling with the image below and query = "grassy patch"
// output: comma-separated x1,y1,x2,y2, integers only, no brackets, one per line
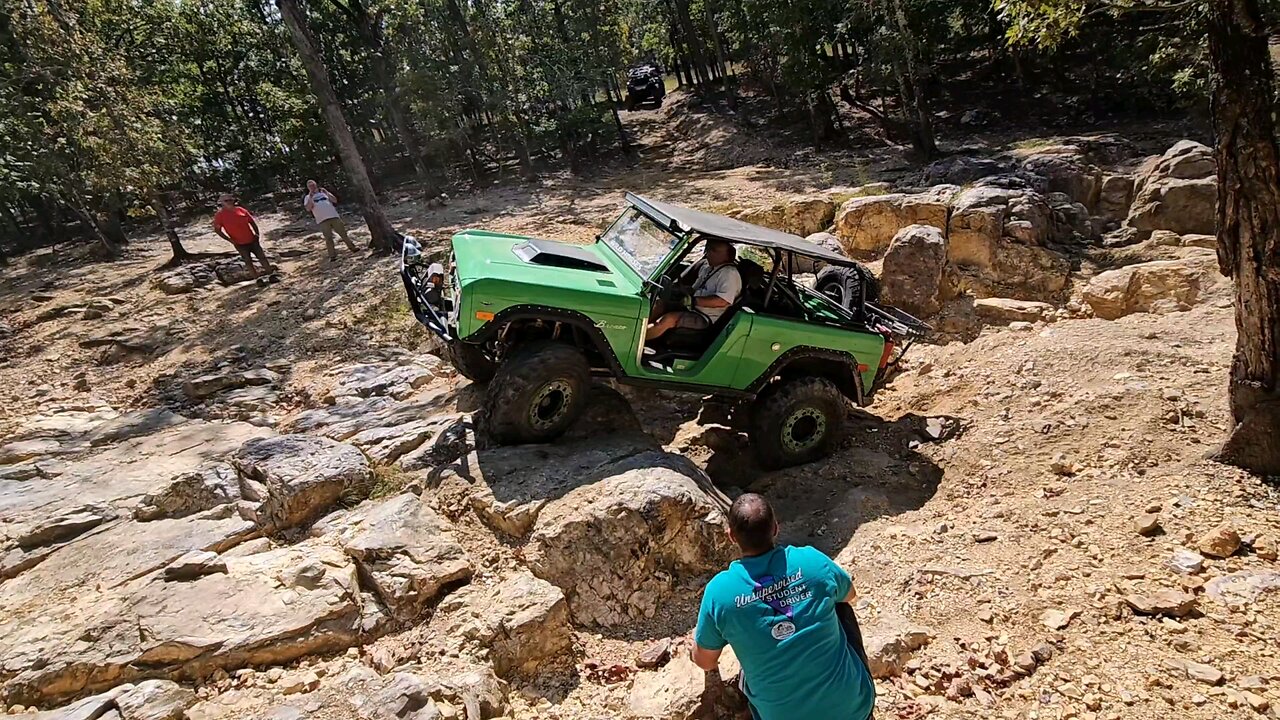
355,286,426,350
1012,138,1062,151
830,182,892,205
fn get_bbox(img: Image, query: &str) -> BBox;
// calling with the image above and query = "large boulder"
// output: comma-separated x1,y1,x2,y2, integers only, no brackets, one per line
133,463,241,521
1022,151,1103,212
921,155,1011,186
432,571,573,677
0,543,363,706
340,494,473,620
1082,254,1216,320
1126,140,1217,238
1099,174,1136,222
728,197,838,237
524,451,734,627
945,182,1072,301
231,435,372,533
366,665,508,720
832,188,954,255
795,232,849,274
879,225,948,318
434,433,663,537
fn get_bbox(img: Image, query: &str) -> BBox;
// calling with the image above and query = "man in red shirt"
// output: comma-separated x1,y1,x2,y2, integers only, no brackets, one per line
213,193,274,279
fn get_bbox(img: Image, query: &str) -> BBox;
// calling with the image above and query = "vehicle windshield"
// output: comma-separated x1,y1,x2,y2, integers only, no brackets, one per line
599,207,681,278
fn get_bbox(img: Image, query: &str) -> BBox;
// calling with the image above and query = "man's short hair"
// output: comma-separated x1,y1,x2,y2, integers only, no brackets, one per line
729,493,776,554
707,238,736,259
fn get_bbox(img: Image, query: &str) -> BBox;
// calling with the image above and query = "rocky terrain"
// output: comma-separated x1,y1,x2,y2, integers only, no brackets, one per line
1,130,1278,720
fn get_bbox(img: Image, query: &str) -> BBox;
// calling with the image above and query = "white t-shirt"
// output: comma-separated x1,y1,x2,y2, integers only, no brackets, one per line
304,191,340,223
691,261,743,322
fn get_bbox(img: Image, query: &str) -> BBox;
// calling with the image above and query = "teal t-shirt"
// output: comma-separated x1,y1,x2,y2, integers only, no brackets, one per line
695,545,874,720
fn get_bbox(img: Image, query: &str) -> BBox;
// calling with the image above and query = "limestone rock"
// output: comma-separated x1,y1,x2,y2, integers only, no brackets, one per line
636,639,672,670
326,360,445,403
1083,256,1212,320
134,464,241,521
285,392,454,442
435,571,572,677
183,372,247,400
1204,570,1280,605
922,156,1011,186
341,494,473,620
213,260,253,286
9,680,195,720
231,435,372,533
1133,514,1161,536
945,182,1071,300
1168,549,1205,575
0,439,63,465
862,617,934,678
0,542,361,706
879,224,948,318
153,271,196,295
1099,174,1135,221
1123,589,1198,618
12,506,114,550
974,298,1053,325
1164,658,1223,686
87,409,188,447
1196,522,1241,558
728,197,838,238
162,550,227,581
349,420,444,465
1126,141,1217,238
435,433,662,537
795,232,849,273
626,654,707,720
368,666,507,720
833,191,951,254
525,451,733,627
1022,152,1103,211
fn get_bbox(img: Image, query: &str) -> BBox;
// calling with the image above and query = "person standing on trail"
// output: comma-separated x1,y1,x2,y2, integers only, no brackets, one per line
213,193,274,279
303,179,359,261
690,493,875,720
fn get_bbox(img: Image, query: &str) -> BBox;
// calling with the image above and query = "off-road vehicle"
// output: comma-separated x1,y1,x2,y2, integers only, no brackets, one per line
401,193,927,468
624,63,665,110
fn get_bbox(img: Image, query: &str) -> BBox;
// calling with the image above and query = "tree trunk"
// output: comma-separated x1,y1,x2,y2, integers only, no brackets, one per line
1207,0,1280,475
151,194,191,263
277,0,400,253
890,0,937,161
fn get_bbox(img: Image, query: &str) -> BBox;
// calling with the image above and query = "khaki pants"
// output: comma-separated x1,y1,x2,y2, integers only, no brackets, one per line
319,217,357,259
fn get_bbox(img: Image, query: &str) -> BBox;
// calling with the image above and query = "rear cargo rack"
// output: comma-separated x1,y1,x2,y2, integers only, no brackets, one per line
863,301,931,341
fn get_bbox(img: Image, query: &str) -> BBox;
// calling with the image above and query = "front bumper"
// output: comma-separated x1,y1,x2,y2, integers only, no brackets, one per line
400,238,457,342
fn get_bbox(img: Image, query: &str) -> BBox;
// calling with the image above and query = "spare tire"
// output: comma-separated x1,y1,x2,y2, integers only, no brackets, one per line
815,263,880,310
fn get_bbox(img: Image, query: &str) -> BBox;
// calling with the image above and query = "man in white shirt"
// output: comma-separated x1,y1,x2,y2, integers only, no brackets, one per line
647,238,743,341
303,179,359,261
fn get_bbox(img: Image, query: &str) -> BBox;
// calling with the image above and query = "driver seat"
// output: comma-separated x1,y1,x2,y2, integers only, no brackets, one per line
650,258,766,363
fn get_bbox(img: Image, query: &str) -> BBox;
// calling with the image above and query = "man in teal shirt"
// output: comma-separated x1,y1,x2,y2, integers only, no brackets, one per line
691,493,875,720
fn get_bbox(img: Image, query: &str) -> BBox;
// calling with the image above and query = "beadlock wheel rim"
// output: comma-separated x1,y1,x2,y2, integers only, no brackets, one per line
529,380,573,430
782,407,826,453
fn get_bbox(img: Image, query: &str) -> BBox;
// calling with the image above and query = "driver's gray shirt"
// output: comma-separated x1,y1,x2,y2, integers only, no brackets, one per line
692,261,743,322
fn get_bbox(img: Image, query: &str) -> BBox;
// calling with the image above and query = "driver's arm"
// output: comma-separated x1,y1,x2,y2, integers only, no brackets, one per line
693,295,731,309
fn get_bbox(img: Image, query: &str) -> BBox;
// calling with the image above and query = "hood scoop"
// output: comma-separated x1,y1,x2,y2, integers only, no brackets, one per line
511,239,609,272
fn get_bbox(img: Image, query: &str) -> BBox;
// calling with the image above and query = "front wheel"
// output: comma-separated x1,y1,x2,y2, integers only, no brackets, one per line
448,342,498,384
484,342,590,445
749,377,846,469
625,95,637,111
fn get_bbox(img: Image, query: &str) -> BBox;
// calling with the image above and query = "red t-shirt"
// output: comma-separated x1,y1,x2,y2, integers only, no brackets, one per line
214,206,258,245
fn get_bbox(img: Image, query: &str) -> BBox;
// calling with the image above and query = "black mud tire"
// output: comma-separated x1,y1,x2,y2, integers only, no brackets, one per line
625,94,637,111
749,377,846,469
816,263,880,309
448,342,498,384
484,342,590,445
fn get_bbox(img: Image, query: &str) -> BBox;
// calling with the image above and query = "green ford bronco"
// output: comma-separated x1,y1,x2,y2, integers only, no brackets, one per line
401,193,927,468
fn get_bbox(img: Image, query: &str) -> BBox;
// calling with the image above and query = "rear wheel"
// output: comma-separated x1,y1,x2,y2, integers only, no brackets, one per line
485,342,590,444
625,94,637,111
448,342,497,384
750,377,846,469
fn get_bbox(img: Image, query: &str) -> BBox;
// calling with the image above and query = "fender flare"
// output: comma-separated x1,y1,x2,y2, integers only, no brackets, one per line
746,346,866,405
460,305,626,376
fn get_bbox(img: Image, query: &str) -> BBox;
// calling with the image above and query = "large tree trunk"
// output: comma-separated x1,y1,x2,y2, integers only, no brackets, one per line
277,0,400,253
151,194,191,263
1207,0,1280,475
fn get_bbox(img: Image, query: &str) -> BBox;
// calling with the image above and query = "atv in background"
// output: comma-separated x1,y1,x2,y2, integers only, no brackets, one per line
625,64,665,110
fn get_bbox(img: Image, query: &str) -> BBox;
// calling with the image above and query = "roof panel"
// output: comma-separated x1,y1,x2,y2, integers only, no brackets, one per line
627,193,858,267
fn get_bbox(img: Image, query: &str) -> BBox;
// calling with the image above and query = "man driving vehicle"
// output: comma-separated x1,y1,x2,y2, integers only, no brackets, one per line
646,238,743,341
